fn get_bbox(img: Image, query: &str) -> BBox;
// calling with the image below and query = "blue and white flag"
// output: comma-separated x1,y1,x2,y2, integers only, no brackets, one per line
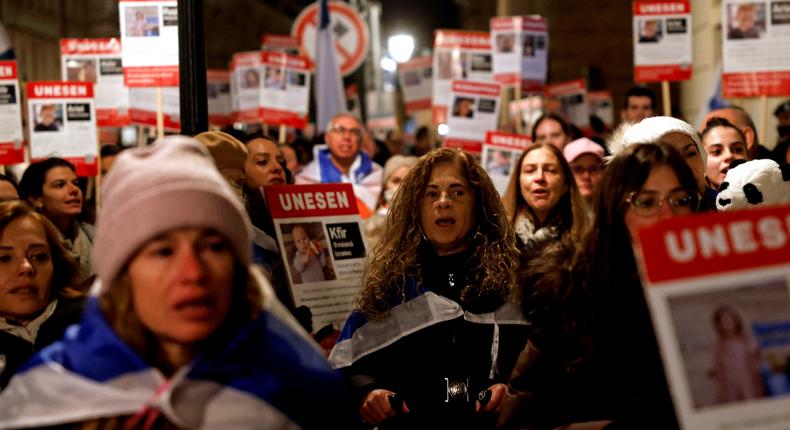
695,62,729,129
0,22,14,60
315,0,347,133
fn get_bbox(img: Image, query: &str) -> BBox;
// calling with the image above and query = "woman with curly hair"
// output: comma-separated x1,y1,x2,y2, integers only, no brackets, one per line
330,148,529,429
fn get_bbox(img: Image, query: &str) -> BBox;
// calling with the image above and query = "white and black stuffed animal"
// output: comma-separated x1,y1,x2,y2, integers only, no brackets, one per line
716,159,790,211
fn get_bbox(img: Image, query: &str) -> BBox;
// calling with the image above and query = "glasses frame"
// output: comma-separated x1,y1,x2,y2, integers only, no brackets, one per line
624,189,701,217
329,125,363,139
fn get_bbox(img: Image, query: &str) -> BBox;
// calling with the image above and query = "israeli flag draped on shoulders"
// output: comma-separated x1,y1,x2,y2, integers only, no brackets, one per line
329,278,529,374
0,275,356,429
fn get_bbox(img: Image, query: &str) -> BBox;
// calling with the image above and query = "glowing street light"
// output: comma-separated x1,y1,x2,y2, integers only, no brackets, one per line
388,34,415,63
380,56,397,72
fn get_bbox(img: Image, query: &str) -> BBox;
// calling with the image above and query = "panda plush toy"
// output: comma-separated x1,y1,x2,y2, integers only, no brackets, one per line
716,159,790,211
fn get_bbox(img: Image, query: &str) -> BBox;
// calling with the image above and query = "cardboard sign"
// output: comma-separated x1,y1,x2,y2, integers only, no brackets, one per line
398,56,433,114
632,1,693,82
206,69,231,127
722,0,790,97
444,80,501,156
259,52,311,129
260,34,302,56
544,79,590,128
490,15,549,90
588,90,615,127
60,38,130,126
0,61,24,165
118,0,179,87
432,30,492,125
230,51,261,124
635,204,790,429
128,87,180,131
27,82,97,176
264,183,368,329
482,131,531,195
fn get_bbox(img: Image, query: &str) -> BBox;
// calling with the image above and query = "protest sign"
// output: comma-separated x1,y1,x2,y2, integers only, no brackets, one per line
588,90,615,128
490,15,549,91
128,87,180,131
118,0,179,87
264,183,368,329
444,80,501,157
544,79,590,128
230,51,262,124
721,0,790,97
0,61,24,165
632,1,692,83
206,69,231,127
259,52,311,129
27,82,98,176
260,34,302,56
398,56,433,114
635,204,790,429
482,131,530,195
432,30,492,125
60,38,130,127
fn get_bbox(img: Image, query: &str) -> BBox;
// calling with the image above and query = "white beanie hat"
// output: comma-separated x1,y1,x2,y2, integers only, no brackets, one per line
609,116,706,165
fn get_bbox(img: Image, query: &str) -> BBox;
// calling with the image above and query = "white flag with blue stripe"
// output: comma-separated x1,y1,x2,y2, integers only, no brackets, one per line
315,0,347,133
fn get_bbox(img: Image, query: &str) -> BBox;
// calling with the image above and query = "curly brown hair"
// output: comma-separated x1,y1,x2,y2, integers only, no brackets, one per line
355,148,519,320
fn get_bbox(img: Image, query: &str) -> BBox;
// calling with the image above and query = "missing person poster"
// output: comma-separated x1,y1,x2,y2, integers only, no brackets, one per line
490,15,549,91
632,1,692,83
398,56,433,114
432,30,492,125
544,79,590,128
482,131,530,196
635,204,790,430
118,0,179,87
27,82,98,176
128,87,180,131
230,51,262,124
264,183,368,329
444,80,501,157
722,0,790,97
206,69,231,127
0,61,24,165
588,90,615,128
260,34,302,56
60,38,130,126
259,52,311,129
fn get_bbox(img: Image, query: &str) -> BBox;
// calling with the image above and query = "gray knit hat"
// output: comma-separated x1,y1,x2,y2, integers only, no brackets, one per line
94,135,252,287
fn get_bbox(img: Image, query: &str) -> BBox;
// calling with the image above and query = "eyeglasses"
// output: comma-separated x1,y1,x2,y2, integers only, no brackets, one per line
571,164,603,175
329,125,363,139
625,189,700,217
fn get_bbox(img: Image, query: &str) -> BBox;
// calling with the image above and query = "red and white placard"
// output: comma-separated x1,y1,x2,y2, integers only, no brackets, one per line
588,90,615,127
482,131,531,195
398,56,433,114
633,1,692,83
0,61,24,165
118,0,179,87
432,30,492,125
291,1,369,77
27,82,98,176
230,51,262,124
444,80,501,156
635,204,790,430
544,79,590,128
259,52,312,129
490,15,549,90
722,0,790,97
261,34,302,56
60,38,130,126
207,69,231,127
128,87,180,131
264,183,368,329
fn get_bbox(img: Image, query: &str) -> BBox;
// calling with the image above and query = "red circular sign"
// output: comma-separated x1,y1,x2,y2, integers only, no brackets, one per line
291,1,369,77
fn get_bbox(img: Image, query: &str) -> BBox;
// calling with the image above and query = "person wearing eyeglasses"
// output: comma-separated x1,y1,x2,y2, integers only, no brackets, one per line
563,138,605,208
502,143,588,255
297,112,383,216
498,142,697,430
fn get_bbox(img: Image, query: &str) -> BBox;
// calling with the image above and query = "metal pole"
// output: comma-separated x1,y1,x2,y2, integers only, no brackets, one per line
178,0,208,135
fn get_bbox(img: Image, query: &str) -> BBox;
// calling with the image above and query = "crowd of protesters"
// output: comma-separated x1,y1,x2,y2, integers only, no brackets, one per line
0,82,787,429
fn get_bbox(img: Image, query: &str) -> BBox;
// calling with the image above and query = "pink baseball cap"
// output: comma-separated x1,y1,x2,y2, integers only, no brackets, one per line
563,138,605,163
